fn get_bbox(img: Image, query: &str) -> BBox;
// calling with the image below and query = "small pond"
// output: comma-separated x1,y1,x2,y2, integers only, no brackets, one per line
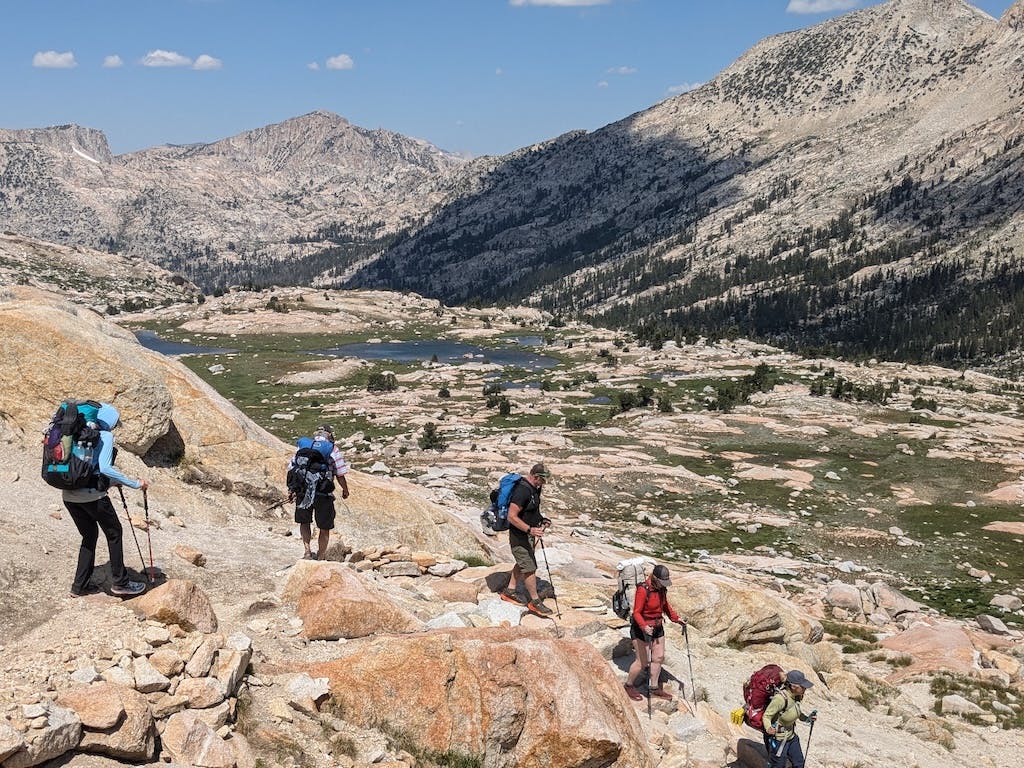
135,331,237,356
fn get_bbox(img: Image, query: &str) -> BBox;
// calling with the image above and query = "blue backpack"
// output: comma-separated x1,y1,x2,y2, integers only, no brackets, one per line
480,473,523,534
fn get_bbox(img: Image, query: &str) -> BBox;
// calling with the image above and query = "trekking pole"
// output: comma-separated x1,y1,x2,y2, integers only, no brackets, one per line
805,711,817,759
683,623,697,707
537,536,561,619
645,635,654,720
117,487,148,579
142,488,156,584
260,499,286,515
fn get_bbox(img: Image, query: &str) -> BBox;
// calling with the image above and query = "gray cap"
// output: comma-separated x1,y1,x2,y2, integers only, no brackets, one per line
786,670,814,689
651,564,672,586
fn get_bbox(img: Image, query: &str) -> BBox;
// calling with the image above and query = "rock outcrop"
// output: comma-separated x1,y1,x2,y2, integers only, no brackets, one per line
309,628,656,768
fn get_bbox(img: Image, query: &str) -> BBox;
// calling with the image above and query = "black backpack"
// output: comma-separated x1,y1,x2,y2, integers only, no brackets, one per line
41,400,108,491
286,441,335,506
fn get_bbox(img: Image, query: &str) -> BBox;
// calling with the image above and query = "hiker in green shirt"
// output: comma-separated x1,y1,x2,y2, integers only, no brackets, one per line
763,670,817,768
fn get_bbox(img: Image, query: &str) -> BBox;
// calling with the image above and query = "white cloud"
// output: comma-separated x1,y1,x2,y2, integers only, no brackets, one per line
786,0,860,13
102,55,123,68
326,53,354,70
33,50,77,69
193,54,223,70
495,67,504,76
597,80,609,88
606,65,637,75
142,49,193,67
510,0,610,5
307,61,320,71
667,81,703,94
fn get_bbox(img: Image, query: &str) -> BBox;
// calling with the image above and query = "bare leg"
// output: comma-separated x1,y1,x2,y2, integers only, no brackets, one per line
650,635,666,689
523,571,540,601
625,638,648,686
317,528,330,559
299,523,313,557
510,563,523,593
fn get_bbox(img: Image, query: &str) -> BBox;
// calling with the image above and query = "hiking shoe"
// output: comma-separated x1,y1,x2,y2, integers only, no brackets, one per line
650,688,674,701
500,590,526,606
110,581,146,596
527,599,554,616
623,684,644,702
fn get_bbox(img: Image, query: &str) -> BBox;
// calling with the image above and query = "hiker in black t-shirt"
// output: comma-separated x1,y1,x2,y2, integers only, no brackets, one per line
500,462,553,615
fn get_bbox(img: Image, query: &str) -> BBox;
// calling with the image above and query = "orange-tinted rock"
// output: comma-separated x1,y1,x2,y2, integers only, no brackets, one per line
284,561,423,640
880,620,977,680
308,627,654,767
77,685,156,761
129,579,218,633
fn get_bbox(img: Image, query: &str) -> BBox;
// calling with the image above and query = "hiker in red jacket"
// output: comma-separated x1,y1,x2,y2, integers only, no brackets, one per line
623,564,686,701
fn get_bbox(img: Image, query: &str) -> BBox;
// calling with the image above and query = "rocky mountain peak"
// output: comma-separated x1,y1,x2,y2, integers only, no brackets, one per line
0,123,112,164
1002,0,1024,29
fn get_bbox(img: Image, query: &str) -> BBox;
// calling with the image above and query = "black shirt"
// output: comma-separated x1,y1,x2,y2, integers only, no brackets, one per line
507,478,542,546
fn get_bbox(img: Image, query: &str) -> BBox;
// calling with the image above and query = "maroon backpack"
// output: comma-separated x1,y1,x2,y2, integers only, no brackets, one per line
742,664,784,729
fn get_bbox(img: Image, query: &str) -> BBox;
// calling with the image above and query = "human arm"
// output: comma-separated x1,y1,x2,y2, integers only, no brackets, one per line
762,693,786,735
97,432,142,489
662,593,683,625
331,448,350,498
507,502,545,537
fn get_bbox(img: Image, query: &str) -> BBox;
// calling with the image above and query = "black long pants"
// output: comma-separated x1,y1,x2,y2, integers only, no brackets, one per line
64,496,129,592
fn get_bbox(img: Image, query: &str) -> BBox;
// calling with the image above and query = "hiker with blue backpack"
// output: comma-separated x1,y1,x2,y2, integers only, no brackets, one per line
286,424,350,560
497,463,554,616
42,401,149,598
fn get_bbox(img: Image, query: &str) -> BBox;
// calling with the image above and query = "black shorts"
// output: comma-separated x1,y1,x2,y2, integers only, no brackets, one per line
630,621,665,641
295,496,335,530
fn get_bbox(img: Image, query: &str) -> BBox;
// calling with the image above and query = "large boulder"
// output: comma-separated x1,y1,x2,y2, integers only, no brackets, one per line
667,572,821,649
75,685,157,761
308,628,655,768
880,620,977,679
282,561,423,640
0,288,286,498
130,579,218,633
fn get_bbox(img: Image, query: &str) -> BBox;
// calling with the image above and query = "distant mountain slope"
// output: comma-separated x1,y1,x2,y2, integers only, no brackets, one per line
349,0,1024,366
0,232,198,312
0,111,465,291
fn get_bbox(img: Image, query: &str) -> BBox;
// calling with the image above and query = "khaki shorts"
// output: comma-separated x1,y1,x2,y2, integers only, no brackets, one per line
511,540,538,574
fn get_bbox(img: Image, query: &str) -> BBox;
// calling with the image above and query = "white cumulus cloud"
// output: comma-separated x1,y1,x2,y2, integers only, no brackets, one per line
607,65,637,75
102,55,123,68
33,50,77,69
326,53,355,70
667,81,703,94
786,0,860,13
142,49,192,67
307,61,320,71
597,80,609,88
510,0,611,5
193,54,223,70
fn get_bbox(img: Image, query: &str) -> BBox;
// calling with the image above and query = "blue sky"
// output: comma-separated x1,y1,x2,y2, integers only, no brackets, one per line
2,0,1014,158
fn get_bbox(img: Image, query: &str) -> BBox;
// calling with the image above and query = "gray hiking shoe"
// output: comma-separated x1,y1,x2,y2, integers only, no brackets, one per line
111,580,146,596
527,599,554,616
